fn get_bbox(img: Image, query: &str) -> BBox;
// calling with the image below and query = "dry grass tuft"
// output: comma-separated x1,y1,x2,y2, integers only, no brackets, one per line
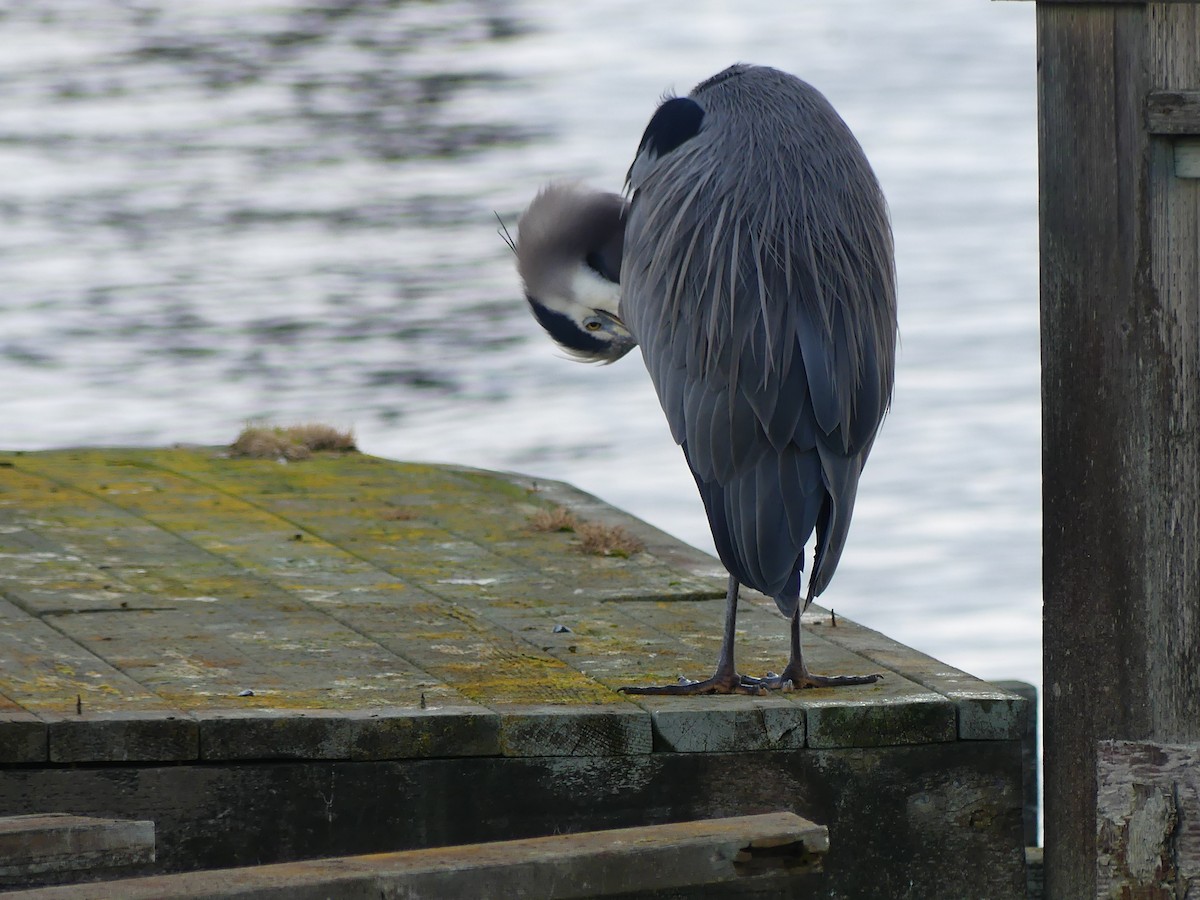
528,507,644,558
230,423,357,460
577,523,645,558
527,507,579,533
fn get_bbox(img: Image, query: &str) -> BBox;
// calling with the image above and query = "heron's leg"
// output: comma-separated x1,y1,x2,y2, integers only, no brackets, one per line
758,607,883,690
618,575,765,696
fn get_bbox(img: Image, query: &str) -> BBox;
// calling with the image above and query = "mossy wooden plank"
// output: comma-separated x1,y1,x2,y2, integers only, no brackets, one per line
266,583,653,755
298,590,618,708
451,595,714,687
487,468,732,588
486,591,947,749
135,448,724,603
0,593,200,763
195,707,500,761
647,698,806,753
803,696,956,749
14,451,576,615
0,463,474,714
793,604,1031,740
0,695,45,764
0,466,162,613
41,603,450,713
462,596,808,753
0,447,1001,764
497,706,650,757
611,598,956,748
421,492,720,602
49,712,199,764
612,598,888,690
471,598,807,752
0,598,179,719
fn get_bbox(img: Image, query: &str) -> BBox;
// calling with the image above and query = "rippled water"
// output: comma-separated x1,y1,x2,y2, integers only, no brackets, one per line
0,1,1040,694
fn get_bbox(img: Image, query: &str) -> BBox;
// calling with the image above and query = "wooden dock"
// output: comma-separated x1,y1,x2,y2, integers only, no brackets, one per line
0,446,1028,897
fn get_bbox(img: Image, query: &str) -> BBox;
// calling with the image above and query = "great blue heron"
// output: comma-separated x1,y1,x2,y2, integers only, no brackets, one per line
515,64,897,694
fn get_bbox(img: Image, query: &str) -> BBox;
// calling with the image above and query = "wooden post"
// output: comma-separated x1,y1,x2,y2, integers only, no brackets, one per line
1030,2,1200,898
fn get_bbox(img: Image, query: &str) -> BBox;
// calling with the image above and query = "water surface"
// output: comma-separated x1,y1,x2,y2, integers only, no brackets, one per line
0,0,1041,695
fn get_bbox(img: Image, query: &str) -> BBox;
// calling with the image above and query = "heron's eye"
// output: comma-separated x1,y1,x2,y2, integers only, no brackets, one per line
583,318,602,332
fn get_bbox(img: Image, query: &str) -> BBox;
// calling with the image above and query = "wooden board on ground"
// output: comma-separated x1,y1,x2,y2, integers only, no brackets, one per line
0,814,154,887
3,812,825,900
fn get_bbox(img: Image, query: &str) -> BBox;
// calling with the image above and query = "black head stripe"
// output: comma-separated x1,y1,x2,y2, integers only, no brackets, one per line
526,295,606,355
585,249,620,284
635,96,704,162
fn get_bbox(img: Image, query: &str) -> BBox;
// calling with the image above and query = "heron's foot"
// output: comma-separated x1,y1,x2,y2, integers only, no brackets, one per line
617,670,766,696
750,665,884,691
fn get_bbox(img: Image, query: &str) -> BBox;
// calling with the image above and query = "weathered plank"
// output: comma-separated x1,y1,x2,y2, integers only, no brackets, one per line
2,812,825,900
0,813,154,887
474,593,809,753
195,707,500,762
0,694,44,765
136,449,725,604
0,460,470,716
0,597,198,763
490,467,731,586
49,712,199,766
1096,740,1200,897
614,597,957,748
800,603,1031,740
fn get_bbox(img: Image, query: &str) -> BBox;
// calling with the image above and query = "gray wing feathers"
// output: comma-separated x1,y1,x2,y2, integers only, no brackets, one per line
623,66,896,613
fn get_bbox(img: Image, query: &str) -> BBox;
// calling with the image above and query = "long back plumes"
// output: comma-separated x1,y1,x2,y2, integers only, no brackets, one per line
622,64,897,611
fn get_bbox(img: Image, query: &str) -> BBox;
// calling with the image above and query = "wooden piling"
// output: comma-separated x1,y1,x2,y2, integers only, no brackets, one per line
1019,1,1200,896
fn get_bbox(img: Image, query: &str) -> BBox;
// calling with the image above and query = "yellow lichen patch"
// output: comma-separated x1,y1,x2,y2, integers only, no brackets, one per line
229,424,357,460
577,523,645,559
527,507,579,533
432,651,616,706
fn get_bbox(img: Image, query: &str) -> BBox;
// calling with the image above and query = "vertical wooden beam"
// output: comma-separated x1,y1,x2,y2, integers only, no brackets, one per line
1038,8,1147,895
1037,3,1200,898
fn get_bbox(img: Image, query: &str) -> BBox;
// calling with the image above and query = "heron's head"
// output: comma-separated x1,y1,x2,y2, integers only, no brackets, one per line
514,182,637,364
